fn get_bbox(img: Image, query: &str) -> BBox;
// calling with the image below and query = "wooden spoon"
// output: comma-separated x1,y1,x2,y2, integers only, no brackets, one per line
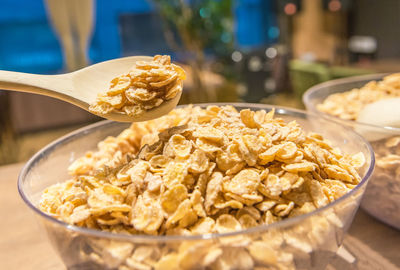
0,56,182,122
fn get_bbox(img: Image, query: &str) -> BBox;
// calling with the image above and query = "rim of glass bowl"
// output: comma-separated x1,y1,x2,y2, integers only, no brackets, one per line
18,103,375,243
303,73,400,134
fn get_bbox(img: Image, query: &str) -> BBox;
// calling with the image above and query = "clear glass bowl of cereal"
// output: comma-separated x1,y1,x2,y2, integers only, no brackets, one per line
303,74,400,229
19,103,374,270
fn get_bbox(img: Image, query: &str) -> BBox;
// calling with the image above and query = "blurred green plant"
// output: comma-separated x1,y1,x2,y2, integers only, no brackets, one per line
153,0,234,102
154,0,233,56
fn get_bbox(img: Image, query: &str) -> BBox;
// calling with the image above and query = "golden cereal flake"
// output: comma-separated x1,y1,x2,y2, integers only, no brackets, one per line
222,169,260,198
160,184,188,214
131,192,163,234
215,214,242,234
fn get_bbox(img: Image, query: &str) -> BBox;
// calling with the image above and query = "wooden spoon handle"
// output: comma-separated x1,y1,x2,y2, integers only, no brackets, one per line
0,71,77,104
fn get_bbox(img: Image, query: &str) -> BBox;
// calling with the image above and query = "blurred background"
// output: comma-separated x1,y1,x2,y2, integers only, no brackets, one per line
0,0,399,165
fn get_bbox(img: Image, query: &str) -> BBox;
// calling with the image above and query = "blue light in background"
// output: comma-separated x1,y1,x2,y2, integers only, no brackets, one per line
199,7,211,18
0,0,154,74
268,26,280,40
0,0,278,73
0,0,62,73
221,32,233,43
234,0,278,50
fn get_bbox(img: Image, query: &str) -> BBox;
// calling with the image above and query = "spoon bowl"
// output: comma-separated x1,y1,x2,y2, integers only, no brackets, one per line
0,56,182,122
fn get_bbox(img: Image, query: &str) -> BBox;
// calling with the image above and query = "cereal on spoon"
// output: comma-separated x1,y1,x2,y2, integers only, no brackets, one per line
89,55,186,117
40,105,365,270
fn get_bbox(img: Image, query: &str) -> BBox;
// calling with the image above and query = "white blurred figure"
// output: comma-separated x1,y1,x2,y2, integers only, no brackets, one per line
45,0,95,71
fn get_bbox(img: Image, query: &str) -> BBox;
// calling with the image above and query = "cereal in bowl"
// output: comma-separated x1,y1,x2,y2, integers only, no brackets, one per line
317,73,400,120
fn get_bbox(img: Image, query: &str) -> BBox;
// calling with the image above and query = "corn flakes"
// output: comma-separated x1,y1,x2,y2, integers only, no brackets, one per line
89,55,185,117
39,105,365,270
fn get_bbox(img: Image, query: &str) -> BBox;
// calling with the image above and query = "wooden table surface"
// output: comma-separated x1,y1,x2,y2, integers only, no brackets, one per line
0,163,399,270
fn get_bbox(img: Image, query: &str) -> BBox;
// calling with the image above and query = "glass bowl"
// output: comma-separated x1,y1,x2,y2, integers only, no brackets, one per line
19,103,374,270
303,74,400,230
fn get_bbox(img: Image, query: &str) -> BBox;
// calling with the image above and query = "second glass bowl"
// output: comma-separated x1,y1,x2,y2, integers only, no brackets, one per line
304,74,400,229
